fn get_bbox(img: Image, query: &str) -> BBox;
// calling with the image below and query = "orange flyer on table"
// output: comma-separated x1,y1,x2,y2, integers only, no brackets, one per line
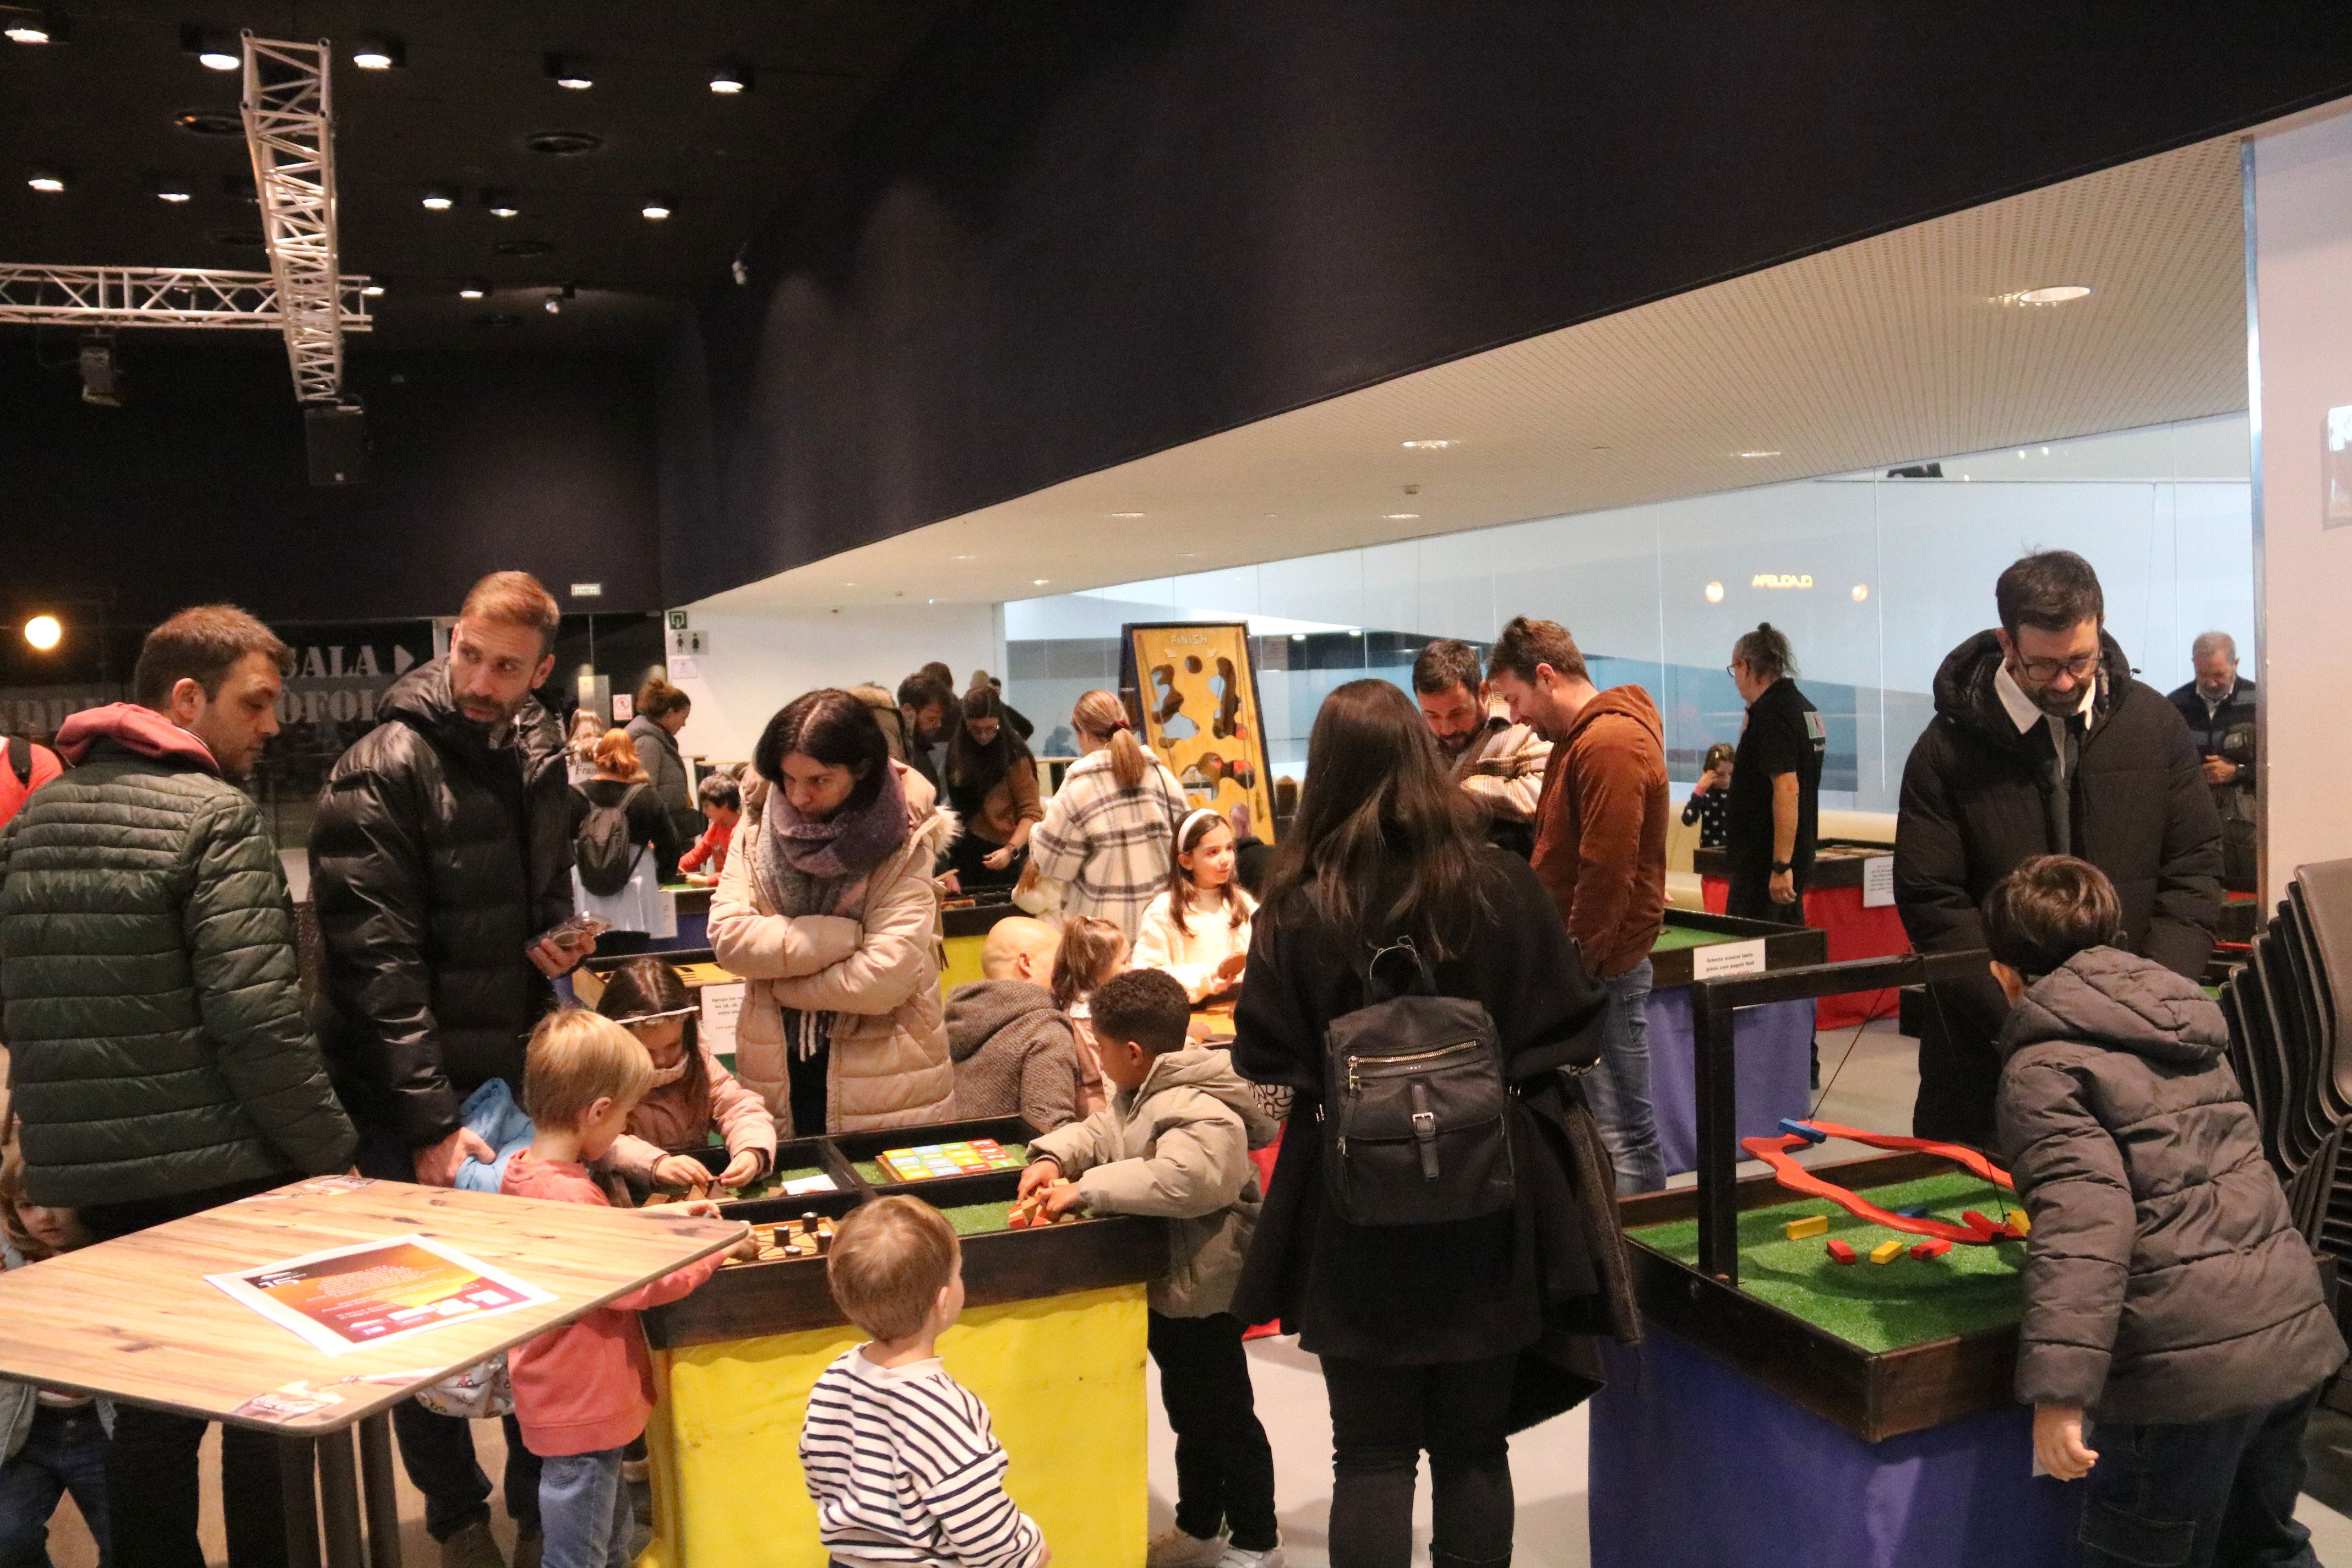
206,1234,556,1358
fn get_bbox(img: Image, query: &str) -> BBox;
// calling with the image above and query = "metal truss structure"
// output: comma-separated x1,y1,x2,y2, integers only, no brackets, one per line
0,265,373,329
242,33,352,403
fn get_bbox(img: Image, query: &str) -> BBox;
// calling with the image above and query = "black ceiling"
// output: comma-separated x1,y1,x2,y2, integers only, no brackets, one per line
0,0,956,347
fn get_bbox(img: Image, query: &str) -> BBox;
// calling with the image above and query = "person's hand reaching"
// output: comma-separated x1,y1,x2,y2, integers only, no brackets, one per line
717,1150,764,1188
2033,1404,2097,1481
1017,1159,1062,1201
653,1153,711,1190
413,1126,498,1187
1039,1182,1087,1219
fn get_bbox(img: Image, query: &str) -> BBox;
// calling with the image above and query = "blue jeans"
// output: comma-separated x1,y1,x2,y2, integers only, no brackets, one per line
539,1448,631,1568
0,1404,110,1568
2070,1385,2321,1567
1585,960,1664,1194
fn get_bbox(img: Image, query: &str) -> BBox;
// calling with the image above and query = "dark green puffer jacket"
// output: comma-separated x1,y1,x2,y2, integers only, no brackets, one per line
0,707,356,1207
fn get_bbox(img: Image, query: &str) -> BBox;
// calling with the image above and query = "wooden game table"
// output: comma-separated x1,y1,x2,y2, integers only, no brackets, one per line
0,1176,741,1568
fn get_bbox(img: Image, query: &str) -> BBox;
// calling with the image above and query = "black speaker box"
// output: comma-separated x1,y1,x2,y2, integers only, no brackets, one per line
304,404,369,486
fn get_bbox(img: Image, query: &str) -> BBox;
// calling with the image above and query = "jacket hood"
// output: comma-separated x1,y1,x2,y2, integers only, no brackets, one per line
53,703,217,771
1931,629,2136,753
1564,682,1663,750
377,657,565,776
944,979,1062,1063
1997,946,2228,1068
1131,1046,1280,1149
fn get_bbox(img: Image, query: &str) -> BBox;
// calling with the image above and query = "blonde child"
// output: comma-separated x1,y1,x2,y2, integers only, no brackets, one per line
0,1120,108,1568
1131,809,1254,1003
800,1197,1049,1568
503,1011,743,1568
1021,970,1279,1568
593,958,778,1191
1049,916,1129,1115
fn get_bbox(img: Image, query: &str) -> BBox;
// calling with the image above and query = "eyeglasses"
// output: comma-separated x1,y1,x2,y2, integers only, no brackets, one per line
2016,652,2100,681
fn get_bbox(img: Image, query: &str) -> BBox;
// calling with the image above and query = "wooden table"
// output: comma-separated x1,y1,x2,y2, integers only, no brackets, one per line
0,1175,742,1568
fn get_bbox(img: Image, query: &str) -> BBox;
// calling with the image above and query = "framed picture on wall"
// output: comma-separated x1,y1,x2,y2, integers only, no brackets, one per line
1119,621,1276,843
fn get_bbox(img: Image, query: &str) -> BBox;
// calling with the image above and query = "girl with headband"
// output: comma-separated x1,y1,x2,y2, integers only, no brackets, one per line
1131,807,1255,1003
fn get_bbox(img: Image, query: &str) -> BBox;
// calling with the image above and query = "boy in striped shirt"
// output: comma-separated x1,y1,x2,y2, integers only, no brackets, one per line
801,1196,1050,1568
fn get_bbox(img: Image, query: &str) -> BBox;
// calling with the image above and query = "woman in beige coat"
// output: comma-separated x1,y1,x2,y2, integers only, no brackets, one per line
711,689,959,1136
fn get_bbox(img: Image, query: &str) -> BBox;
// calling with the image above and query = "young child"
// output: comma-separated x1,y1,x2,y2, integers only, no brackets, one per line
594,957,778,1192
1019,970,1280,1568
0,1123,108,1568
1131,809,1255,1004
1985,855,2346,1558
679,771,742,886
504,1011,743,1568
1679,742,1734,850
800,1196,1049,1568
1050,916,1129,1116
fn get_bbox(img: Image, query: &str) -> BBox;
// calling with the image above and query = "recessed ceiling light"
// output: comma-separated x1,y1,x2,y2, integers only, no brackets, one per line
483,190,520,218
1032,579,1049,586
360,280,385,297
1109,511,1145,519
952,554,976,561
640,195,674,220
183,26,238,70
1704,581,1724,603
1995,284,2093,307
421,185,457,211
843,582,857,587
545,52,592,90
26,169,66,193
1736,449,1781,459
708,58,752,94
1851,584,1870,603
351,35,403,69
458,279,487,300
6,11,64,43
1400,439,1456,450
1291,634,1306,642
1383,513,1420,520
155,179,193,203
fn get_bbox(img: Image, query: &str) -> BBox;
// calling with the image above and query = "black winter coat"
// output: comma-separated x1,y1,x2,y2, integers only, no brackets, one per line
309,661,576,1149
1895,631,2221,1137
1230,847,1610,1366
0,733,355,1206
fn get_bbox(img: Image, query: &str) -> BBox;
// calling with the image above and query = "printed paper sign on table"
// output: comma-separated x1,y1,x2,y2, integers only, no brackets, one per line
208,1233,555,1357
1861,855,1896,908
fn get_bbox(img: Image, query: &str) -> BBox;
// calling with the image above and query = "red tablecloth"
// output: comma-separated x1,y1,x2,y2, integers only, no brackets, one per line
1700,876,1908,1030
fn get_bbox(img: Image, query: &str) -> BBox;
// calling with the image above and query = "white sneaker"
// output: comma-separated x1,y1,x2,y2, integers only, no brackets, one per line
1146,1527,1231,1568
1216,1542,1285,1568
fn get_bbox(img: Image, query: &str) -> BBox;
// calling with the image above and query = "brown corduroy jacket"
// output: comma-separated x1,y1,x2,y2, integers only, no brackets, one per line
1529,685,1669,979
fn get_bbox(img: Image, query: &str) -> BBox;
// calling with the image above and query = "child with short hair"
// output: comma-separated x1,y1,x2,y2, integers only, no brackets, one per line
1019,970,1280,1568
1985,855,2346,1562
0,1119,108,1568
800,1196,1049,1568
594,957,778,1191
504,1010,743,1568
680,771,742,886
1131,809,1256,1004
1050,916,1130,1116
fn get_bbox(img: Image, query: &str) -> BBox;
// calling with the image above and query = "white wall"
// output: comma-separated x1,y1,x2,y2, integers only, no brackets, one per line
2250,106,2352,897
665,605,998,765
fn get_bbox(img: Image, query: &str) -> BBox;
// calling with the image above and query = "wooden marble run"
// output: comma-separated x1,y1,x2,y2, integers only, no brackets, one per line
1740,1118,2020,1246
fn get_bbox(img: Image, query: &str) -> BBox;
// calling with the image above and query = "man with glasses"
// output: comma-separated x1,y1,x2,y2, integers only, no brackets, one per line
1894,550,2220,1144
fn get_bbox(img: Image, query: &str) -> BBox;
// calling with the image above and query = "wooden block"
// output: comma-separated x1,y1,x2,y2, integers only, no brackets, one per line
1910,1239,1952,1261
1825,1239,1858,1264
1777,1118,1829,1145
1869,1240,1904,1265
2006,1209,2030,1237
1785,1215,1829,1240
1962,1210,2005,1241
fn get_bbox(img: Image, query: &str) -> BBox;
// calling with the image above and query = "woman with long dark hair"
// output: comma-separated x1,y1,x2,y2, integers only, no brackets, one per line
1231,679,1623,1568
943,686,1042,894
709,689,958,1136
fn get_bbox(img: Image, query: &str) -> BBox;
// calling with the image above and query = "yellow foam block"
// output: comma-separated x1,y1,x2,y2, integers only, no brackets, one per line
643,1284,1148,1568
1869,1240,1904,1264
1784,1215,1829,1240
2007,1209,2031,1236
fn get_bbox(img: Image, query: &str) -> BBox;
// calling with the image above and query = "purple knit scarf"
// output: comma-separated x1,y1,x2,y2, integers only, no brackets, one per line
754,761,912,918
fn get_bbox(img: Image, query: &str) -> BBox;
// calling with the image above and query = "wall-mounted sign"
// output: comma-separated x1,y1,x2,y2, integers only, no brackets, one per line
1751,574,1814,589
570,582,604,598
667,609,691,631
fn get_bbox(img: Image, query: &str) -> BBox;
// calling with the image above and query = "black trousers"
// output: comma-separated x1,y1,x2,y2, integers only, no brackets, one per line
1911,996,2003,1148
1321,1352,1516,1568
1146,1312,1277,1551
80,1175,291,1568
355,1132,542,1541
1724,874,1808,924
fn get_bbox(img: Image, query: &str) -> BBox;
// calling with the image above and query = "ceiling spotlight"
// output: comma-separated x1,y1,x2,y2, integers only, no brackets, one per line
360,280,385,297
1033,579,1049,586
155,177,193,203
26,168,65,193
1109,511,1145,519
22,615,62,652
545,281,575,314
182,26,238,70
482,189,520,218
1736,449,1782,459
1852,584,1870,603
1704,581,1724,604
708,57,752,94
1994,284,2093,307
350,35,402,70
544,52,591,90
78,333,119,406
421,185,458,211
1382,513,1420,520
1401,439,1456,450
458,279,487,300
639,195,674,220
5,10,64,43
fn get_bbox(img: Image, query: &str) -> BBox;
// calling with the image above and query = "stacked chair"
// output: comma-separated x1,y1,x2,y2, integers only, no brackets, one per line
2218,858,2352,1269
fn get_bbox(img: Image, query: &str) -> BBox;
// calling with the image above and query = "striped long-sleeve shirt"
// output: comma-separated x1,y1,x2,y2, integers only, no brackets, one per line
799,1347,1046,1568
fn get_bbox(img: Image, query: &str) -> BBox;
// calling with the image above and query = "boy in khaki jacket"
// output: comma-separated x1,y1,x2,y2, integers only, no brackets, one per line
1019,968,1281,1568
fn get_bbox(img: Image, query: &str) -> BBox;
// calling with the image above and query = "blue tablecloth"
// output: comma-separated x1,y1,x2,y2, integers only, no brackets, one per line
1589,1327,2077,1566
1646,988,1816,1175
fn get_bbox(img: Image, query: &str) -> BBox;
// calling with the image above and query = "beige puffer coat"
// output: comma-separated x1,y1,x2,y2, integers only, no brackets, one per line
1026,1046,1277,1317
710,763,959,1136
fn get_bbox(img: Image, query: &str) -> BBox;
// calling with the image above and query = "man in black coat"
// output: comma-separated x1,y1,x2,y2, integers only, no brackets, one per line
2169,630,2259,893
308,571,592,1568
1894,551,2221,1146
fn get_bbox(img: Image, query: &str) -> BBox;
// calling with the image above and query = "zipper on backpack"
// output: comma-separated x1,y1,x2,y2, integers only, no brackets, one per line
1346,1039,1481,1094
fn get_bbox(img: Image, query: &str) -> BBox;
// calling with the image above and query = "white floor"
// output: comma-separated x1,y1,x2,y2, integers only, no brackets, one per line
1145,1017,2352,1566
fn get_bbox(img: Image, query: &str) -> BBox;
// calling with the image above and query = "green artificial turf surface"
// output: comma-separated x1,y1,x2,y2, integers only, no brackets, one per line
854,1143,1029,1186
1629,1170,2027,1353
1650,925,1741,953
939,1202,1015,1238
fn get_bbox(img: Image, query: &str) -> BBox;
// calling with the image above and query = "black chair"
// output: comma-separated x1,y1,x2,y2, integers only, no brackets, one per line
2224,979,2288,1174
2255,937,2321,1172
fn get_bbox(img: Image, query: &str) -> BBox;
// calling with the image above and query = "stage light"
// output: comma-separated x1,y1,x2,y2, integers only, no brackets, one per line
26,168,66,192
78,334,121,407
351,35,402,69
482,189,520,218
6,10,65,43
544,52,591,90
182,26,238,70
23,616,62,652
421,185,457,211
1705,581,1724,604
155,178,193,203
458,279,486,300
360,280,386,297
640,195,674,220
708,58,751,93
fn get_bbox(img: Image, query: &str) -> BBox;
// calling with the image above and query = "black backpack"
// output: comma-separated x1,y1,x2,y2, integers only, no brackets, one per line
1320,937,1516,1226
576,784,649,896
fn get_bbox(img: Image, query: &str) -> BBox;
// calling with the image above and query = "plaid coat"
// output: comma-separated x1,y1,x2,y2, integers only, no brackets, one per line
1025,749,1188,943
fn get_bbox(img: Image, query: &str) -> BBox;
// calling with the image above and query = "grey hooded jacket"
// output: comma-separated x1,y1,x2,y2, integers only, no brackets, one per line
944,979,1080,1133
1027,1046,1278,1317
1996,947,2345,1423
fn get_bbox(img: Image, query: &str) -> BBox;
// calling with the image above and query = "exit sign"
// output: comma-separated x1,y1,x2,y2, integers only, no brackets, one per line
667,609,690,631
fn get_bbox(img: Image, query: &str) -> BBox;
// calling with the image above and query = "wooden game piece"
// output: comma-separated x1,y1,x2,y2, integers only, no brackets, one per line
1910,1239,1952,1261
1869,1240,1904,1265
1962,1211,2007,1241
2005,1209,2030,1237
1825,1239,1858,1264
1777,1118,1828,1145
1785,1215,1829,1240
802,1211,820,1237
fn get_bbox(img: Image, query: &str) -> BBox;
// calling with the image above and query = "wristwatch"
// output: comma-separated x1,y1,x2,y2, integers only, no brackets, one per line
1771,859,1794,873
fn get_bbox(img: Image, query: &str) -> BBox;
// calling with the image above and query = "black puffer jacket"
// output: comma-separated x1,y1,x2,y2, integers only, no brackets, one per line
309,661,576,1149
1996,948,2344,1423
1896,631,2221,1137
0,706,355,1206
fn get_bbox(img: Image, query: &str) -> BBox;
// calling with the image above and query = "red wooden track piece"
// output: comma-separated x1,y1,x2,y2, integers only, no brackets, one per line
1739,1119,2018,1246
1825,1239,1858,1264
1910,1239,1952,1261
